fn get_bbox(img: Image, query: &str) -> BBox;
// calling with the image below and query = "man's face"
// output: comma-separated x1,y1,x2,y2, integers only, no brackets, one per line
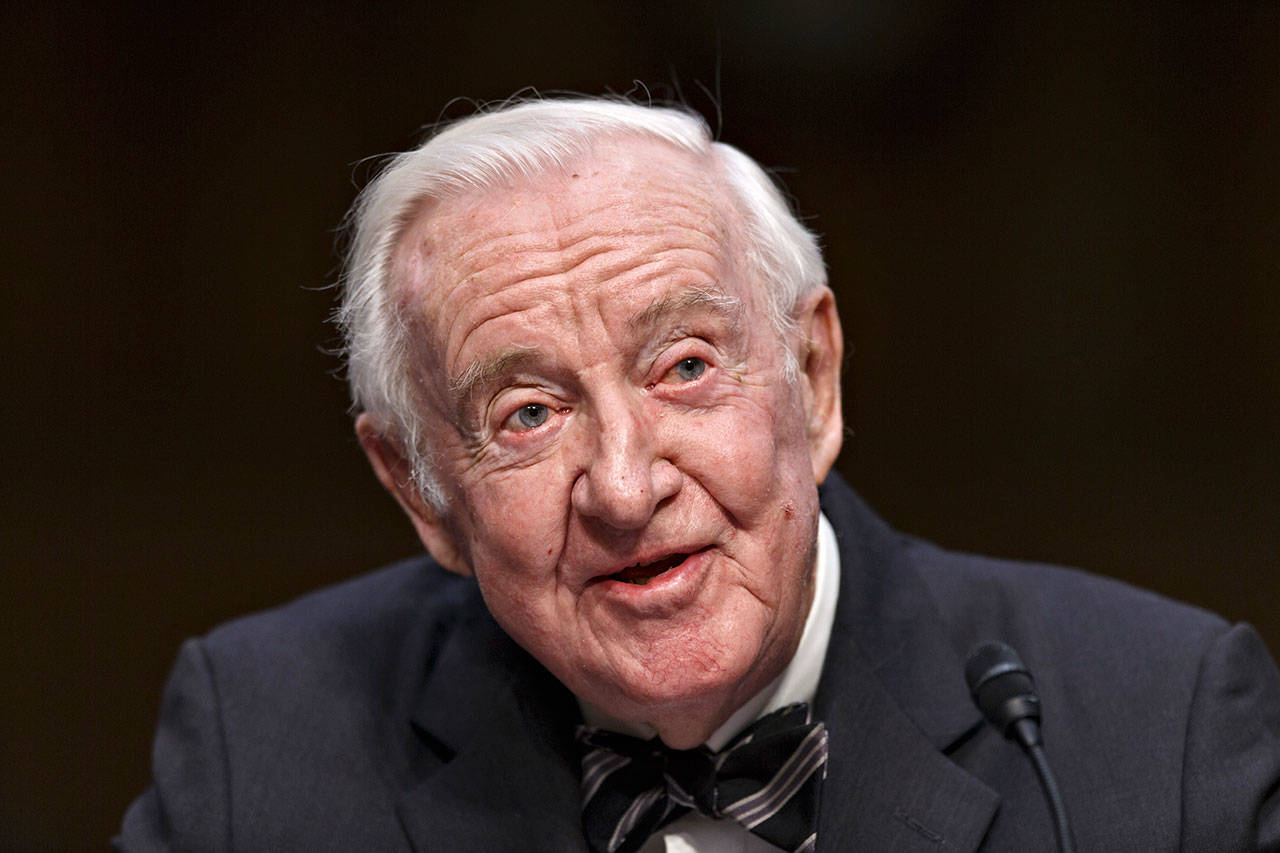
366,140,842,747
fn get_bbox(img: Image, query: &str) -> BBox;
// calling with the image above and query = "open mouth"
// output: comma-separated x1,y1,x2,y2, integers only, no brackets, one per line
607,553,690,586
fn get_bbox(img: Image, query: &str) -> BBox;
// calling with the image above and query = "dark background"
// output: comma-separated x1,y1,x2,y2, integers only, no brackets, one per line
4,2,1276,847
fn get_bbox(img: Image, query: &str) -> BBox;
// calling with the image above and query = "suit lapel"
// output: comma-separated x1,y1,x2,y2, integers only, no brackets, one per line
815,653,998,851
395,593,589,852
814,476,999,851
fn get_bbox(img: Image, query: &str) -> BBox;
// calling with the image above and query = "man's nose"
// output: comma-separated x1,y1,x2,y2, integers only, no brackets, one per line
571,400,682,530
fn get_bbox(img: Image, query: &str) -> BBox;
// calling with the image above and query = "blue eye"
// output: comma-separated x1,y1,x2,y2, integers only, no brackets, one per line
673,357,706,382
514,403,549,430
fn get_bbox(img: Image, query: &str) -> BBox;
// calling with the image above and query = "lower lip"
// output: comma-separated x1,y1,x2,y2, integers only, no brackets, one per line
591,547,714,610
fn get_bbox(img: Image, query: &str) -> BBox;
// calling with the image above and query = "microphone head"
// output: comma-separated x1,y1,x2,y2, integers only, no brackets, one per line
965,641,1041,738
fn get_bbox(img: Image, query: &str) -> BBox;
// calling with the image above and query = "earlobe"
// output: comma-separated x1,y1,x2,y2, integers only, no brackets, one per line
354,414,472,576
796,287,845,484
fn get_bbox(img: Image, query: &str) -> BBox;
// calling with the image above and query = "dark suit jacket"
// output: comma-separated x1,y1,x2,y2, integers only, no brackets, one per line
118,474,1280,851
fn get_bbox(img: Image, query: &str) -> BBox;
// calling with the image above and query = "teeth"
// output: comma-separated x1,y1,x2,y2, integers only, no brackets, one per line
610,553,687,584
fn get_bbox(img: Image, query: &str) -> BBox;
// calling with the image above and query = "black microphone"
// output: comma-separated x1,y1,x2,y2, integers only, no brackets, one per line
965,642,1076,853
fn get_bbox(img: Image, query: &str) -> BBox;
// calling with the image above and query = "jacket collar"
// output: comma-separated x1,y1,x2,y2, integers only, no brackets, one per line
395,591,589,852
813,473,998,850
396,473,997,852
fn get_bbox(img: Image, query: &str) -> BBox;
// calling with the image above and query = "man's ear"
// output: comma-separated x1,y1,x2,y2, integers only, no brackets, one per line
354,413,471,576
794,287,845,484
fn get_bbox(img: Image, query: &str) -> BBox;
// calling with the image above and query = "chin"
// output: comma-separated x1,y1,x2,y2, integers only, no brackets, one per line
598,634,771,724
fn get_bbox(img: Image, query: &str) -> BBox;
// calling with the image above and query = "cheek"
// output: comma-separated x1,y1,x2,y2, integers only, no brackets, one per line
673,388,812,499
465,484,567,635
463,469,570,577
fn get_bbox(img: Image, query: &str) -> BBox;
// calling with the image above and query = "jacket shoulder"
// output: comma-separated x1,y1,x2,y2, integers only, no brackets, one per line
903,538,1238,741
156,556,478,849
904,538,1231,660
201,554,476,671
194,554,481,775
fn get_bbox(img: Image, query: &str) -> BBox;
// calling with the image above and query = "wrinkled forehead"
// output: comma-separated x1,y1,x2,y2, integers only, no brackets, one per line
388,138,748,340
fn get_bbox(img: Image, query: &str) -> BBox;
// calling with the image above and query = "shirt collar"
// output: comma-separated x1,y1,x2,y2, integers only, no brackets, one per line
578,511,842,751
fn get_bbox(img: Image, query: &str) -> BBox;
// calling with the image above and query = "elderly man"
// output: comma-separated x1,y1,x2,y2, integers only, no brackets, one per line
119,99,1280,852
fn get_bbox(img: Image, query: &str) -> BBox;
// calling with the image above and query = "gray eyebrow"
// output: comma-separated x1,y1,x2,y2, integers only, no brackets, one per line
447,345,539,413
632,287,742,332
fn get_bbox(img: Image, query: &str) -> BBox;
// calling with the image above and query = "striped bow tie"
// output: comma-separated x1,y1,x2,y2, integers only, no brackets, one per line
576,702,828,853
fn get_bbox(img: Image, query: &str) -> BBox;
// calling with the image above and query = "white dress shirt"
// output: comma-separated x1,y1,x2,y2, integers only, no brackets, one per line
578,512,842,852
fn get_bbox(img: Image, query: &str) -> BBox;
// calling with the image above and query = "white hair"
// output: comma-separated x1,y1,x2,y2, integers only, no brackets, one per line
336,97,827,509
